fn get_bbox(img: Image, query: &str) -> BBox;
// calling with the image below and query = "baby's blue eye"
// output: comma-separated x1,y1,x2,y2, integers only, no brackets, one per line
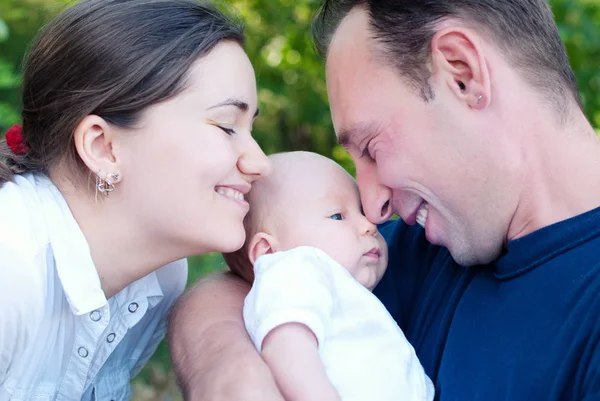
330,213,343,221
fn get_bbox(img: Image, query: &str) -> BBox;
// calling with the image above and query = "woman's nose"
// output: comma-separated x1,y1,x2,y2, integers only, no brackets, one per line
238,138,272,182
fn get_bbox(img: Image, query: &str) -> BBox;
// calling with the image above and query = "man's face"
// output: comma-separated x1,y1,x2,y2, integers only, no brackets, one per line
326,8,521,266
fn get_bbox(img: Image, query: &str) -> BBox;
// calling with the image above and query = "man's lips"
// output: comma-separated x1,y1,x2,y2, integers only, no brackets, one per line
416,202,429,228
401,200,428,226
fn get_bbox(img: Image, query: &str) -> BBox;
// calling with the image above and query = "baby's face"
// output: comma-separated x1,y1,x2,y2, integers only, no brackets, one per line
275,159,388,290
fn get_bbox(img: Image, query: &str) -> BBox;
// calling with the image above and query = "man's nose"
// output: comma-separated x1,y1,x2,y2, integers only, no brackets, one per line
357,164,393,224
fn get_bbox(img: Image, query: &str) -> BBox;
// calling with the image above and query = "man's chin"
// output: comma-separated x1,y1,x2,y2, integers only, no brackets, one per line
448,243,502,267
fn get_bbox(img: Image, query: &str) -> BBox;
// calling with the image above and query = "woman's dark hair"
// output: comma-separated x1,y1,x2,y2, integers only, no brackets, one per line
0,0,244,186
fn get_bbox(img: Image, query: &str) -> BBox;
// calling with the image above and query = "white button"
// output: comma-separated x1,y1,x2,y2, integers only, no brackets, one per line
90,310,101,322
78,347,88,358
128,302,139,313
106,333,116,343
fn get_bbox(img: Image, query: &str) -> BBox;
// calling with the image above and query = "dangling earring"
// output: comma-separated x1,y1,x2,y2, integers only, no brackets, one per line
95,171,120,200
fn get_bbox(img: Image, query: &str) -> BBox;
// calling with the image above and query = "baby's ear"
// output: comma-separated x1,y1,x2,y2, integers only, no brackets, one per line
248,232,280,265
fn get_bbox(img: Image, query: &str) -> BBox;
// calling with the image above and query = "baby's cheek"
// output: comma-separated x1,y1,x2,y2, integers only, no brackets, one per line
328,246,356,273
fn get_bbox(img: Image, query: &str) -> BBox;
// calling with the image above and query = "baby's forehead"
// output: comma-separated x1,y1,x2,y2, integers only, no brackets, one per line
283,172,359,208
272,152,351,178
249,154,361,230
253,152,360,209
277,158,355,190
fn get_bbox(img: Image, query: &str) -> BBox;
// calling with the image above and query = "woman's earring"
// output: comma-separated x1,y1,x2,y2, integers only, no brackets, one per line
95,171,120,200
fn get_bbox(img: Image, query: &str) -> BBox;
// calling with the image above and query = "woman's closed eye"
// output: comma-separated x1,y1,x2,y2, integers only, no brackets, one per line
217,125,237,135
330,213,344,221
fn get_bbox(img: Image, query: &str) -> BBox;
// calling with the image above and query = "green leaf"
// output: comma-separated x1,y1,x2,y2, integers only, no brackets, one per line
0,19,9,42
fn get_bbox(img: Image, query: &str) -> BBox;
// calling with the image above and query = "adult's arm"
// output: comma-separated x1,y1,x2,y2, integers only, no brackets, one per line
168,271,284,401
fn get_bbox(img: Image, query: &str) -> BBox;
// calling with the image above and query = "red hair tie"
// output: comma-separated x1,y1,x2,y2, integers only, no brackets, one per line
5,125,29,156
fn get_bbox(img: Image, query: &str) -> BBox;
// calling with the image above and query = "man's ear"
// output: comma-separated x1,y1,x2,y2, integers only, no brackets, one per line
248,232,280,265
73,115,122,177
430,26,491,109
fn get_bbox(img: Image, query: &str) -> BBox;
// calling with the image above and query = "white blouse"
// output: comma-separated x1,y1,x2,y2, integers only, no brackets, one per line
0,174,187,400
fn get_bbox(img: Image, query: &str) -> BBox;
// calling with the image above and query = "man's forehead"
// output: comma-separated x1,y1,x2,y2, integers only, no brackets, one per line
326,7,371,67
326,7,378,130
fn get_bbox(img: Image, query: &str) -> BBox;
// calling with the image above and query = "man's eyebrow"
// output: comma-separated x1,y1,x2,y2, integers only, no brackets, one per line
337,122,379,147
207,98,259,117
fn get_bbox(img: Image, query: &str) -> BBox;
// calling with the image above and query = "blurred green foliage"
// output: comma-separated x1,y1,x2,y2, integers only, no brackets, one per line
0,0,599,398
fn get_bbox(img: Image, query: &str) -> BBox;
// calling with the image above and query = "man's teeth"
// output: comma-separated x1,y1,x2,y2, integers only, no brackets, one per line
216,187,244,201
416,203,428,228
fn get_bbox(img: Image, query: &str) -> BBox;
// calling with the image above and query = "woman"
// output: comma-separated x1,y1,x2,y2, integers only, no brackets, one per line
0,0,270,399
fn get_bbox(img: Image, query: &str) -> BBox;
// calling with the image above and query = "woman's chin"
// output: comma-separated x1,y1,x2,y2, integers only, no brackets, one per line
213,229,246,254
186,221,246,255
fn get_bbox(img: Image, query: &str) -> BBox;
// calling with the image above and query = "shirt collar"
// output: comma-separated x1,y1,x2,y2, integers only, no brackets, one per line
120,270,165,310
35,174,107,315
35,175,165,314
494,206,600,280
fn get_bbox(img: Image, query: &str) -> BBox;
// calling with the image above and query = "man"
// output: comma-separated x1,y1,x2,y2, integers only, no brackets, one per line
169,1,600,400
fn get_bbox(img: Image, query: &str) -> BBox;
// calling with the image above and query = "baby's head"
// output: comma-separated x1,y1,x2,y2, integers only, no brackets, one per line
224,151,388,290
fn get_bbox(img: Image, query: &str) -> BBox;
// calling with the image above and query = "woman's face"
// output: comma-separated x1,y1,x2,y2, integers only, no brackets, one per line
117,41,270,255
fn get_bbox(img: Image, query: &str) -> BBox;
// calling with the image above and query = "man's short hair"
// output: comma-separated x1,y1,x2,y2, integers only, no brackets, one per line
313,0,580,112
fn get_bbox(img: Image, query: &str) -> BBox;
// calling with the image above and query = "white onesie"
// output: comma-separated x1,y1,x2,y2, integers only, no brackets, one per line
244,246,435,401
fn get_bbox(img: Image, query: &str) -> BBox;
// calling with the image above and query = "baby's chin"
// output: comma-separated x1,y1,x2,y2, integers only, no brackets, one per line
352,267,382,291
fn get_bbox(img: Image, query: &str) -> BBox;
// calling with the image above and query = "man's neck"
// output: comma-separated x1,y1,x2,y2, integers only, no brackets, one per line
507,107,600,241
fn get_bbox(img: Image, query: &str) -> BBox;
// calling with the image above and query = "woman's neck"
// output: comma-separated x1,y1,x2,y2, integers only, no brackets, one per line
50,170,184,299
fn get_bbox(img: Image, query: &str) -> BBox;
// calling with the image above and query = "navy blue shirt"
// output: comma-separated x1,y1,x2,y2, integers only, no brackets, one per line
375,207,600,401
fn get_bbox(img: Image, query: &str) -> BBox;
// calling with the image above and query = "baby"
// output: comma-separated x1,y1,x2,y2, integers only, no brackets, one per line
224,151,434,401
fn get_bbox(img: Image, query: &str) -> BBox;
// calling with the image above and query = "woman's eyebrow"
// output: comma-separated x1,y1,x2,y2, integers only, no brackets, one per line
207,98,259,117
